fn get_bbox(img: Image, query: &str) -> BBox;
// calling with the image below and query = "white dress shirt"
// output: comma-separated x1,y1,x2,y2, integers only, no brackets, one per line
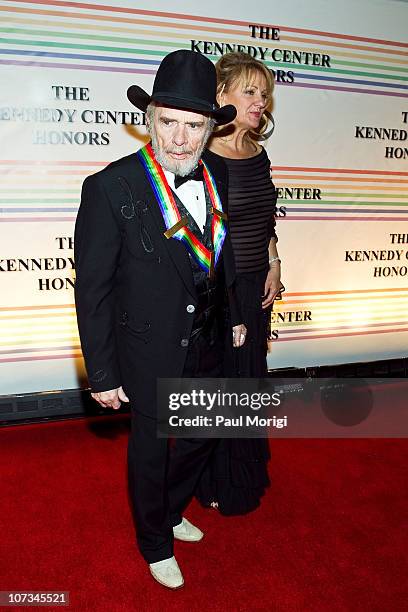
163,169,206,234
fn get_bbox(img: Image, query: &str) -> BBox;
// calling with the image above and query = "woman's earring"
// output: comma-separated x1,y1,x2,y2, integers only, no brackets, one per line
257,110,275,141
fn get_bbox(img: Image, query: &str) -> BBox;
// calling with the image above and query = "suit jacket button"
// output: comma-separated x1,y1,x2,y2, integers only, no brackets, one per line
186,304,195,313
120,311,128,325
180,338,189,348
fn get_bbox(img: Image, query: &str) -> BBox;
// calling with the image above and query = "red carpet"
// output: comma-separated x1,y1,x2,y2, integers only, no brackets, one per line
1,415,407,611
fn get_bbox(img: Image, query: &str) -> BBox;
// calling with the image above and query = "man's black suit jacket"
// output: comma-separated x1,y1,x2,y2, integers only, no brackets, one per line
74,147,239,417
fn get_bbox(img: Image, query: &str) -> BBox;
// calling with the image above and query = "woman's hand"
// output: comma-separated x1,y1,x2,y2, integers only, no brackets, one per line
262,265,282,308
232,323,247,347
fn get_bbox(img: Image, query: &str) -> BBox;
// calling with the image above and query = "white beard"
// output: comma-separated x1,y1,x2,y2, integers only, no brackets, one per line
149,124,210,176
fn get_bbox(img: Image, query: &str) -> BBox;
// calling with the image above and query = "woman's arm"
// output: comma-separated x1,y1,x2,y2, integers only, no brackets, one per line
262,237,284,308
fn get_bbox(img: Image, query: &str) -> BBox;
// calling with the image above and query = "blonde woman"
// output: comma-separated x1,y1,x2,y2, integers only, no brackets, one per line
196,52,284,515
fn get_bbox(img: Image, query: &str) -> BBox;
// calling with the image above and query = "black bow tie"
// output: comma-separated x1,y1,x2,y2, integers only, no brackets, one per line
174,164,204,189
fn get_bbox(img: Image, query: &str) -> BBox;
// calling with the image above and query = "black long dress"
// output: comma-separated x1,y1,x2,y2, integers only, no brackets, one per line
195,147,278,515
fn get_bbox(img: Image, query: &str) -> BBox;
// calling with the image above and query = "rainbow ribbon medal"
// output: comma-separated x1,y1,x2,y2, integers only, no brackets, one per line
137,143,227,276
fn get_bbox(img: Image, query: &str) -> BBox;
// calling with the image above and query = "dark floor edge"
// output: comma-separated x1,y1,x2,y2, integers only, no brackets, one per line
1,356,406,426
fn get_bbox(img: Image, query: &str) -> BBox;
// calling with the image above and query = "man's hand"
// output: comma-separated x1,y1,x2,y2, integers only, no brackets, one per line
91,386,129,410
232,324,247,348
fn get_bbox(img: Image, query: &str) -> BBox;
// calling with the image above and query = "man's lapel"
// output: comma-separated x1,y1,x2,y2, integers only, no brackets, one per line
126,169,197,299
202,148,236,287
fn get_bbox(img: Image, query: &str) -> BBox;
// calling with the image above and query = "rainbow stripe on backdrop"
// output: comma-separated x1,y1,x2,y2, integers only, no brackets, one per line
137,143,226,274
270,288,408,342
1,161,407,222
1,287,407,363
273,166,408,221
0,0,407,98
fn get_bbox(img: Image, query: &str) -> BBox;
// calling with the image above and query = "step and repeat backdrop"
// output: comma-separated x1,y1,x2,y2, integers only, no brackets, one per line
0,0,407,395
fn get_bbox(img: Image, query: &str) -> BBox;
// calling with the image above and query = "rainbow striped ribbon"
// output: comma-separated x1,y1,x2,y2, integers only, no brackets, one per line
137,143,226,275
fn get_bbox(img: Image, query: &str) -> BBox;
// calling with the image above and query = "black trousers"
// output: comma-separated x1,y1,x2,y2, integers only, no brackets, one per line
127,331,223,563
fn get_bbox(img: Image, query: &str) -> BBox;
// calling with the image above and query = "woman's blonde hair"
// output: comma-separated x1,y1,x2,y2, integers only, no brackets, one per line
215,52,274,139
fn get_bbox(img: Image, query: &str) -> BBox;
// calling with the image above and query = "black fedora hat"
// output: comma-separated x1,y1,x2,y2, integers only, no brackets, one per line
127,50,236,126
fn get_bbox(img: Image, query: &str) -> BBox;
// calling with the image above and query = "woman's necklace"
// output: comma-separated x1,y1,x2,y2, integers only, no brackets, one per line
217,134,258,158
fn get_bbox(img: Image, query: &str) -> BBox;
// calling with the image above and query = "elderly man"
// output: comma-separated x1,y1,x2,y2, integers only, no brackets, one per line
74,50,245,589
